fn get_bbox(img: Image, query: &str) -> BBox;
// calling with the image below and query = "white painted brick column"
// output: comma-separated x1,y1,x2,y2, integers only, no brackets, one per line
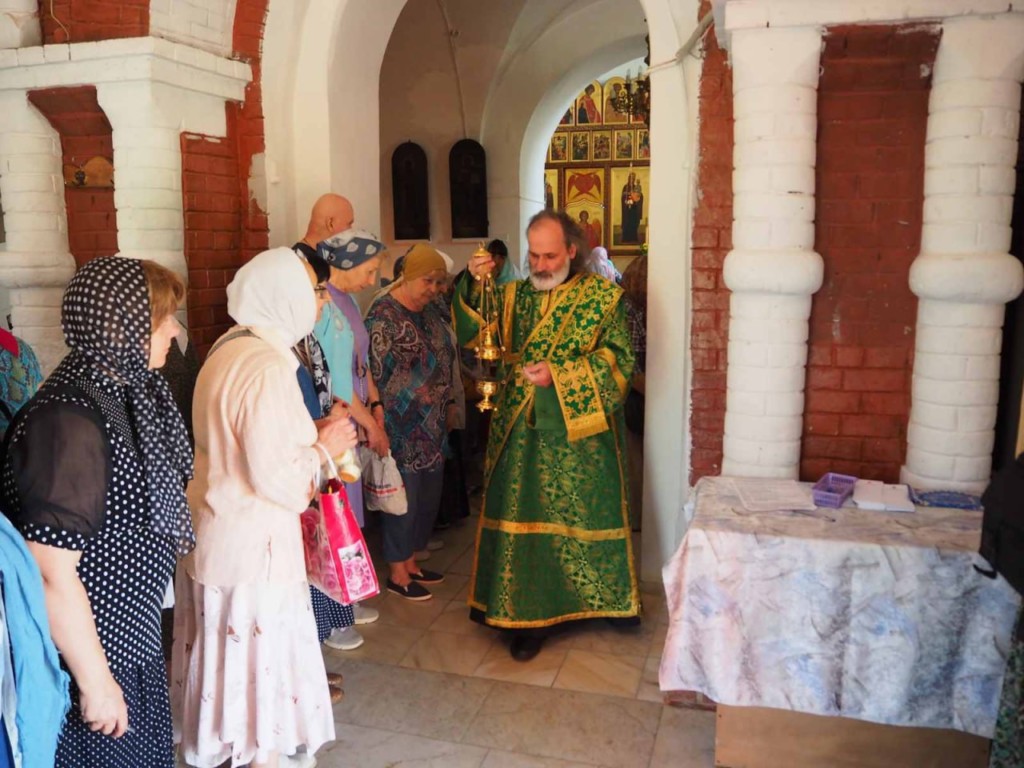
721,26,824,479
0,90,75,371
0,0,40,49
902,13,1024,493
0,38,249,371
96,81,192,281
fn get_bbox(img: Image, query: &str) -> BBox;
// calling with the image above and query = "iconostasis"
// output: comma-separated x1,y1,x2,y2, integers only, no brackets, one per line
545,77,650,258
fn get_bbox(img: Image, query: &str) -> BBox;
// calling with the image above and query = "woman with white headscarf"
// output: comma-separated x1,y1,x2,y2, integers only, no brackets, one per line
171,248,356,768
588,246,621,284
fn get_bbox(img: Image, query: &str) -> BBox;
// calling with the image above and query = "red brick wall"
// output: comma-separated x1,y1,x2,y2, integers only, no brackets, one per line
27,86,117,268
40,0,148,44
181,132,242,358
31,2,271,358
801,25,940,482
180,0,270,359
689,5,733,484
232,0,270,266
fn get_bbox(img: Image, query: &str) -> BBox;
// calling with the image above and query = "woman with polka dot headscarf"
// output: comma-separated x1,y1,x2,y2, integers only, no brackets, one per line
0,256,193,768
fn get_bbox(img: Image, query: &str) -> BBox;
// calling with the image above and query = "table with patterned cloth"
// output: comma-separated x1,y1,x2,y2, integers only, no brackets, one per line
659,476,1021,738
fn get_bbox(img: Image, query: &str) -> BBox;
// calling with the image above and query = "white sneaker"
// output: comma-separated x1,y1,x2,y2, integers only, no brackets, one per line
281,753,317,768
353,604,380,625
323,626,364,651
413,549,431,562
426,538,445,551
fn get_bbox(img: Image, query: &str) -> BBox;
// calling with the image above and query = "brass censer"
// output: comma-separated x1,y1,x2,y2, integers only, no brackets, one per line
472,242,505,412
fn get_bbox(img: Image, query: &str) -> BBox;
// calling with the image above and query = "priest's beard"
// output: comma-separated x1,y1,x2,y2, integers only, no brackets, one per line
529,259,571,291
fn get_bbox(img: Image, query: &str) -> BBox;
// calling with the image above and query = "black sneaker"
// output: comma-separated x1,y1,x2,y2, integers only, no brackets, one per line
409,569,445,585
386,579,433,601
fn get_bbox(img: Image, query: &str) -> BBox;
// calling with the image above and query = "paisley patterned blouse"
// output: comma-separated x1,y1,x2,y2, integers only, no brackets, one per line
365,294,454,474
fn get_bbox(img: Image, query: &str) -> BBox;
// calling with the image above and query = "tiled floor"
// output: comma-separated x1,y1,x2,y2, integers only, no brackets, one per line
311,510,716,768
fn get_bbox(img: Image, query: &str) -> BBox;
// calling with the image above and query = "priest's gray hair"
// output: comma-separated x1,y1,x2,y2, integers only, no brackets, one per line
526,209,592,274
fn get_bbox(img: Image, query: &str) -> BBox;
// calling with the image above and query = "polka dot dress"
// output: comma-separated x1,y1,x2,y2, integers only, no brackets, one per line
58,656,174,768
310,587,354,642
1,258,193,768
3,379,178,768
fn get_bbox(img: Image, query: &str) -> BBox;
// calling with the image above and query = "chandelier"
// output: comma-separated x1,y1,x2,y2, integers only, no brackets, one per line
610,70,651,125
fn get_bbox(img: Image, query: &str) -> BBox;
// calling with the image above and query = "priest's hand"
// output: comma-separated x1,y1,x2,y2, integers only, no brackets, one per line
468,251,496,280
523,361,553,388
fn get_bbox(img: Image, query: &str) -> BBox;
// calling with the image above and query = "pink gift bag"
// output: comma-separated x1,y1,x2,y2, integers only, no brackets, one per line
301,448,380,604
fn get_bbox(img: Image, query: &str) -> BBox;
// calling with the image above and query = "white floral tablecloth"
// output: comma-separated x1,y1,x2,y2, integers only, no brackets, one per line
659,476,1020,737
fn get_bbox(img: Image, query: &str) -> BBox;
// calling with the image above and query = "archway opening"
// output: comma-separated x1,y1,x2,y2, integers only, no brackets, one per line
262,0,703,581
540,60,649,273
493,0,699,584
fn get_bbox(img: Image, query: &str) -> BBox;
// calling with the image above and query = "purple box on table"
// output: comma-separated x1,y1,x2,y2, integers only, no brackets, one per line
812,473,857,508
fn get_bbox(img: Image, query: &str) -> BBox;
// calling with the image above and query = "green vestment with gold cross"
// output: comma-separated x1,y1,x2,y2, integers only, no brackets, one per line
453,271,640,628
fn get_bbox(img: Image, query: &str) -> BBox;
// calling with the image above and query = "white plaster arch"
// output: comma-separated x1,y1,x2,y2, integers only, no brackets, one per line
513,35,648,264
264,0,703,581
480,0,648,265
262,0,408,244
634,0,702,581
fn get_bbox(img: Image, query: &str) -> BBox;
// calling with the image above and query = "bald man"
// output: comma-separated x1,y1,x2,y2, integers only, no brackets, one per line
294,194,355,280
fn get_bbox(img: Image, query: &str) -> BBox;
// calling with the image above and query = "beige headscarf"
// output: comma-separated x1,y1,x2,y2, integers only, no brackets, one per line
401,244,447,282
369,244,448,310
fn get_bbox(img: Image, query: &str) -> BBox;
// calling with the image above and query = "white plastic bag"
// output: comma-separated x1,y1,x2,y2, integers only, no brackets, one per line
359,447,408,516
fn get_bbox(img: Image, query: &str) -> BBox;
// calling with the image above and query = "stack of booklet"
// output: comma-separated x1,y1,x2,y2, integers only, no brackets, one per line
729,478,817,513
852,479,915,512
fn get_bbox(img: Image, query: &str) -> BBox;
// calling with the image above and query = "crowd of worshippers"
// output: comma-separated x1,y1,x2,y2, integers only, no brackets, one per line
0,195,648,768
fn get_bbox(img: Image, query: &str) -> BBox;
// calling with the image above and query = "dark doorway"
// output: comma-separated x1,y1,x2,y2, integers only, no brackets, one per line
993,84,1024,471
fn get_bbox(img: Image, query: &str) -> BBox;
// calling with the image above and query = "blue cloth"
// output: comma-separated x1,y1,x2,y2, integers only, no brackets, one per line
314,302,355,404
0,514,70,768
0,718,12,768
0,598,19,767
296,365,322,420
495,257,518,286
313,292,369,526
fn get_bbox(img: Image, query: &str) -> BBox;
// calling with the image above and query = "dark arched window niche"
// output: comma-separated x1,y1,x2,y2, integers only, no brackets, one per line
449,139,488,239
392,142,429,240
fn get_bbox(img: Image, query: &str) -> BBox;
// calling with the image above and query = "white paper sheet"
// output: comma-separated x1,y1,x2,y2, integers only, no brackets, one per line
853,479,915,512
728,477,817,512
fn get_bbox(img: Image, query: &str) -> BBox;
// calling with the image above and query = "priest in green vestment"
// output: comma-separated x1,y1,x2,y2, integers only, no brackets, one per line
453,210,640,661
